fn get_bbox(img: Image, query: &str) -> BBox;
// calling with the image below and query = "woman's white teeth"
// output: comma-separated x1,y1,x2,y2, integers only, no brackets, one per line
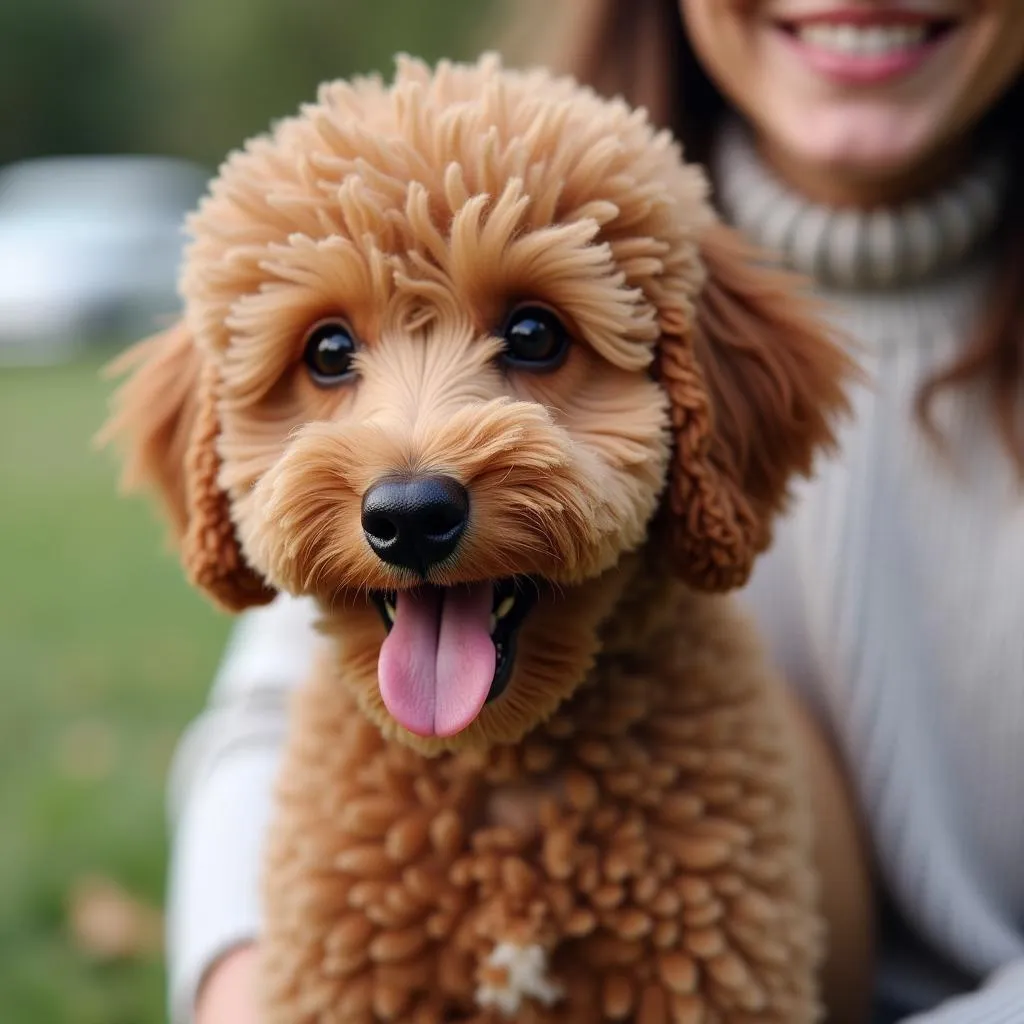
798,23,929,54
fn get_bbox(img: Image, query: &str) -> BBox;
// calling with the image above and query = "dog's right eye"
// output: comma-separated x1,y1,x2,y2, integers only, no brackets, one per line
500,304,570,372
303,321,358,385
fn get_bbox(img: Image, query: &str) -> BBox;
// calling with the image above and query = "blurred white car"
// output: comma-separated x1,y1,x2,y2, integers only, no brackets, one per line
0,155,210,363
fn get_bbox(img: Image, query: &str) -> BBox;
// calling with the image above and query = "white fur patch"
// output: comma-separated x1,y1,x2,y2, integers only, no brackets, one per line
475,942,565,1017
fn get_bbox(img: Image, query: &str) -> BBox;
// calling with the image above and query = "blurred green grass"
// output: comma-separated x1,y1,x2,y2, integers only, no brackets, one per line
0,353,232,1024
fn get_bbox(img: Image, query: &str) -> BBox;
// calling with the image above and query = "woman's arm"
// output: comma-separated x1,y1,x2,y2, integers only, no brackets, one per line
194,946,260,1024
164,594,323,1024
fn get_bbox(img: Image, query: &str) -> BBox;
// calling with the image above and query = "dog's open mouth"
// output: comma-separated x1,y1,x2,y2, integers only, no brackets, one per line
370,578,537,738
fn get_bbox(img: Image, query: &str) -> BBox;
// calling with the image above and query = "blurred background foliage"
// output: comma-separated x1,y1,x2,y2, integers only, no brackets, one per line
0,0,503,169
0,1,507,1021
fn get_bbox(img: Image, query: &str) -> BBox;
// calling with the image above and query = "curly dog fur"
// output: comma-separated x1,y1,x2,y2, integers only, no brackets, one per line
102,54,858,1022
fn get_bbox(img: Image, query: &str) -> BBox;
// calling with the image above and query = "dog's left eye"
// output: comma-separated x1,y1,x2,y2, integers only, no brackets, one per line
500,305,570,372
303,321,358,385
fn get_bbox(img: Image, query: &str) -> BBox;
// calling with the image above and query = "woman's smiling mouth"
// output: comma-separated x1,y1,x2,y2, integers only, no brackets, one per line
774,8,961,85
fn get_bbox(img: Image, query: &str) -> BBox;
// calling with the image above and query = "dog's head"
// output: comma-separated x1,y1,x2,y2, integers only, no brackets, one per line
102,54,851,753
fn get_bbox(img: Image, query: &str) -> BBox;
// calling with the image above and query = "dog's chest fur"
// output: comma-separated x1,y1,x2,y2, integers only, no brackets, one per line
260,583,820,1024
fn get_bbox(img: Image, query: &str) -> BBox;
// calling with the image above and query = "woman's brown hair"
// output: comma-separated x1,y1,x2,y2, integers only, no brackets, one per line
498,0,1024,473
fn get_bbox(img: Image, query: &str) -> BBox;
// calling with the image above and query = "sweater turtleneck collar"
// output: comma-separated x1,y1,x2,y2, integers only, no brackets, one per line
710,118,1010,293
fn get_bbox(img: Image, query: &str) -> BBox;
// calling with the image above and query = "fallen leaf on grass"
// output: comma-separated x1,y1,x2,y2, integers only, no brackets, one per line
66,874,163,961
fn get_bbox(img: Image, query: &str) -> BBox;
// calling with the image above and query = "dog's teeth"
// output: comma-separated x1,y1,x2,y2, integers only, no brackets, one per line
495,596,515,620
384,601,396,623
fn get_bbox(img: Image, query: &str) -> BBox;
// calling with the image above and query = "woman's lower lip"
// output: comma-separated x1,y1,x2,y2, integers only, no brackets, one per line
776,26,951,85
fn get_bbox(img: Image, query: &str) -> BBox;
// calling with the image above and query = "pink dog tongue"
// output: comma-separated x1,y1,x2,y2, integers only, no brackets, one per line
378,584,496,737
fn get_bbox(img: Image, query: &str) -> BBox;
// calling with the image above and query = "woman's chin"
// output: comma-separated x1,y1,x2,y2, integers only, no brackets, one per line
756,104,960,205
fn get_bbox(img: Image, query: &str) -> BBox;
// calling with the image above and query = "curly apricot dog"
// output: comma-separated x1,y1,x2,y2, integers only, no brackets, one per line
103,54,861,1023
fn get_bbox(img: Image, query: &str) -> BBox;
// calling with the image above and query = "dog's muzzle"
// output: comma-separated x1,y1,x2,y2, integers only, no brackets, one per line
358,473,538,737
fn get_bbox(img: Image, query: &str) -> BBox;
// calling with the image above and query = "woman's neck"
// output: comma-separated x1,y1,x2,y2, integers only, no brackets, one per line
711,118,1009,291
757,136,971,210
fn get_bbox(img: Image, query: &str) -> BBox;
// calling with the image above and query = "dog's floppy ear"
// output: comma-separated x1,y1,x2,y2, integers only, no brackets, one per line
656,222,854,591
99,322,275,612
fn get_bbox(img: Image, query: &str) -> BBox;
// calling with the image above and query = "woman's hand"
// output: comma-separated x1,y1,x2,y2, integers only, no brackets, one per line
196,944,260,1024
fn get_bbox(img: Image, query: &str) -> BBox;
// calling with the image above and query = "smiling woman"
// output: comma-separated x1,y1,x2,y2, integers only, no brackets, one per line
155,3,1024,1024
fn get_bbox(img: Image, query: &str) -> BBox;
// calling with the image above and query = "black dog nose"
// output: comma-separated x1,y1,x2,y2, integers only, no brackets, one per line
361,474,469,574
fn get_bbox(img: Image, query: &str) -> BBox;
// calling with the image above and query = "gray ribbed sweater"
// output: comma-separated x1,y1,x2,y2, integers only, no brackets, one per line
717,120,1024,1021
165,123,1024,1024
